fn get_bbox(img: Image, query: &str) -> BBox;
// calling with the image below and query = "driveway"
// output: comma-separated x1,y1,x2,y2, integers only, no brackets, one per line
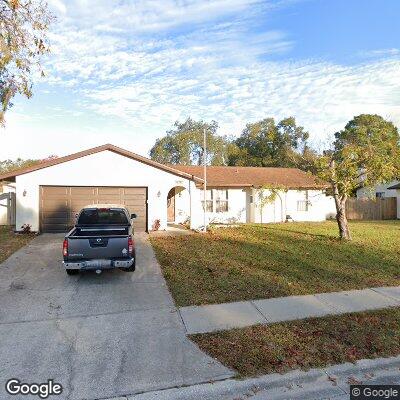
0,233,232,400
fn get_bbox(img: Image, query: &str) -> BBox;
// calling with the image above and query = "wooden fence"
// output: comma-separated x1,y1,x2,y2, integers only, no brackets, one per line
346,197,397,220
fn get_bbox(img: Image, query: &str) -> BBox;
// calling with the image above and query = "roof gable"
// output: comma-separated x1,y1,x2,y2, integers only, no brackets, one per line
0,144,203,182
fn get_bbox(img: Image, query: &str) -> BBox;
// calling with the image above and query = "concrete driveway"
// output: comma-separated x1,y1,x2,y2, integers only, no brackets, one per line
0,233,232,400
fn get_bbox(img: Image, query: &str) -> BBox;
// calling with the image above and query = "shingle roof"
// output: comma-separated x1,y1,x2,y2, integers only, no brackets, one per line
0,143,327,189
0,144,203,183
172,165,328,189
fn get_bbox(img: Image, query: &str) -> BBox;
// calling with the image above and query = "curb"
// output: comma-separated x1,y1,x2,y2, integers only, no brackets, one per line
100,355,400,400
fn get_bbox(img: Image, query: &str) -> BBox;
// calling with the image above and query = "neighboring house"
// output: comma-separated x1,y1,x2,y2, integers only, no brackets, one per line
356,181,400,220
356,181,400,199
0,144,336,232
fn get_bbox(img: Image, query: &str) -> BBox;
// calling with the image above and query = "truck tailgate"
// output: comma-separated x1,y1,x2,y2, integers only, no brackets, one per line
67,236,130,260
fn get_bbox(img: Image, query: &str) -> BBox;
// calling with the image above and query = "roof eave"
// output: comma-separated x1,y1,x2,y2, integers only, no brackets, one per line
195,183,328,189
0,144,203,183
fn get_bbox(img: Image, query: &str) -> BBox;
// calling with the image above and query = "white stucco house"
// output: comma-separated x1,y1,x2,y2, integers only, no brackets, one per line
0,144,336,232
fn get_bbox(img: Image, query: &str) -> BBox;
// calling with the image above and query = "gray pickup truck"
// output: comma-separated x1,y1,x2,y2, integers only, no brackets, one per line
62,205,136,275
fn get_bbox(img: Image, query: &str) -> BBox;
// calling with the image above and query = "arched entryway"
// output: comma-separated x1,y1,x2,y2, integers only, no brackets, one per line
167,187,176,222
167,186,188,224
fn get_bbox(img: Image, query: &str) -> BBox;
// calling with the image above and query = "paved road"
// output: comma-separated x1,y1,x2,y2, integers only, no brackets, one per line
0,234,232,400
128,356,400,400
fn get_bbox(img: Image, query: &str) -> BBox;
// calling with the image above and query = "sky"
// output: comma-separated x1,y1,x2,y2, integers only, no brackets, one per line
2,0,400,160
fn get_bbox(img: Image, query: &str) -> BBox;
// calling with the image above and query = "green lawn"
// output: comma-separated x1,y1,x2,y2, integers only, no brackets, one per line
0,226,35,264
150,221,400,306
191,308,400,376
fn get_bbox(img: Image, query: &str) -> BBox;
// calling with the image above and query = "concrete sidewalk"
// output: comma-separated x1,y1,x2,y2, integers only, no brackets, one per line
108,355,400,400
179,286,400,334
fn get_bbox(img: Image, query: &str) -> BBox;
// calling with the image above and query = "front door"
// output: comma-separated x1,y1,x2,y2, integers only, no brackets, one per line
167,188,175,222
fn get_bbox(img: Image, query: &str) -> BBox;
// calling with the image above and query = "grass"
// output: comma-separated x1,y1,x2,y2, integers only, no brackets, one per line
150,221,400,306
0,226,35,264
191,308,400,377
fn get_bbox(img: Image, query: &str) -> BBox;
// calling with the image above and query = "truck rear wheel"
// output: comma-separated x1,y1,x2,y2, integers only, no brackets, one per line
66,269,79,276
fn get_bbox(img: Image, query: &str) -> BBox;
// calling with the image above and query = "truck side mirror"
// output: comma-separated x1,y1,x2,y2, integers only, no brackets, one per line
131,213,137,219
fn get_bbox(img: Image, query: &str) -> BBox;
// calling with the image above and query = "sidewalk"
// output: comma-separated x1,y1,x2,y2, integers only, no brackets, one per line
179,286,400,334
108,355,400,400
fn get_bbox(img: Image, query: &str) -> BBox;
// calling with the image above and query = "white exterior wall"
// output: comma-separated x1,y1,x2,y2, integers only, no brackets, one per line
204,188,247,224
173,186,191,224
254,189,336,223
189,181,203,229
285,190,336,222
254,189,284,223
0,183,16,225
199,187,335,225
15,150,197,232
357,181,400,199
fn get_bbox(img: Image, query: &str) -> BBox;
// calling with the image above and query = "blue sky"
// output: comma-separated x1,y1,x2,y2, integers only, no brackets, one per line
2,0,400,159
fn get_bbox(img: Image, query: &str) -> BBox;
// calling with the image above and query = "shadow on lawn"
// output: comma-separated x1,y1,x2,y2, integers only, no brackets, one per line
253,225,339,240
244,220,400,241
164,226,400,304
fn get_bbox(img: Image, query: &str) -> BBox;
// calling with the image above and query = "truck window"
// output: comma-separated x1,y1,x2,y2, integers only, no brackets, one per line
77,209,129,225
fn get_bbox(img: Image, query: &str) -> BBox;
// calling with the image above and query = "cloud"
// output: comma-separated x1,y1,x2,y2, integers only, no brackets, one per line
51,0,267,33
47,0,67,14
3,0,400,160
358,48,400,58
81,57,400,145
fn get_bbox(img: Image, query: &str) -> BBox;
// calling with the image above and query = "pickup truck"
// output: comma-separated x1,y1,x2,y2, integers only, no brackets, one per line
62,205,136,275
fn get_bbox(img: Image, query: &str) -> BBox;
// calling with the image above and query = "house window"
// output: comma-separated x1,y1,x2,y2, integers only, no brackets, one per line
201,189,213,212
297,190,309,211
297,200,308,211
215,189,228,213
376,192,384,198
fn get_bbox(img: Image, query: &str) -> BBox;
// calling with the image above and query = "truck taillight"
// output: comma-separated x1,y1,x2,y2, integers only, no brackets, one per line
128,237,134,255
63,239,68,257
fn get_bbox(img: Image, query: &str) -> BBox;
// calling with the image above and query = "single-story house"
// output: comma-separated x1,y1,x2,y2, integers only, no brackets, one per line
0,144,336,232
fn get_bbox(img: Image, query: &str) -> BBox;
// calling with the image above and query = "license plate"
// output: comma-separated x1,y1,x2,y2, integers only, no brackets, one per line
85,260,111,268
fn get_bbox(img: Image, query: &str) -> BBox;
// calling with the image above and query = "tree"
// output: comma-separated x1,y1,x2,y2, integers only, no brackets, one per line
0,0,53,125
0,155,57,174
150,118,233,165
315,114,400,240
228,117,310,169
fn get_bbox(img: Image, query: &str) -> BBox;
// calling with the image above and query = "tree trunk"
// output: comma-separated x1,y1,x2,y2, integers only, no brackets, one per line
332,184,352,240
